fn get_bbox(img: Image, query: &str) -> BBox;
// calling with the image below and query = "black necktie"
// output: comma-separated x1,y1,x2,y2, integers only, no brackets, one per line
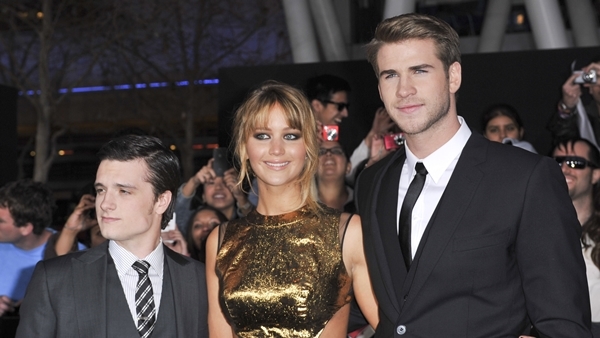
398,162,428,270
132,260,156,338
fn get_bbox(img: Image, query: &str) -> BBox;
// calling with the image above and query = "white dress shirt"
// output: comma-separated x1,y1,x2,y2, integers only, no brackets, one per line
397,116,472,258
583,240,600,322
109,239,165,324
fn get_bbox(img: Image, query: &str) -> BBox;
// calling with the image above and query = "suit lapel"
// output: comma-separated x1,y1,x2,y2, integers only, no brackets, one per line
72,242,109,338
164,246,196,337
368,150,407,316
402,134,486,308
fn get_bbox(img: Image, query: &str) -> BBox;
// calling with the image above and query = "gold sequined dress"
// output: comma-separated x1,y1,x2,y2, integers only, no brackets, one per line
215,205,352,337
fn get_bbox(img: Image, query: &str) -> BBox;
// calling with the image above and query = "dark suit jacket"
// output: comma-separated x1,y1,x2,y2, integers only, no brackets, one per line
356,133,592,337
15,241,208,338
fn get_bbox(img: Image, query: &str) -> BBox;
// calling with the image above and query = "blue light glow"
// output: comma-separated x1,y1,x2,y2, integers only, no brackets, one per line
18,77,219,96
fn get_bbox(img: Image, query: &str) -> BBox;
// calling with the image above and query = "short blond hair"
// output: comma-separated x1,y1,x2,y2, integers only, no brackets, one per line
232,80,321,213
365,13,461,77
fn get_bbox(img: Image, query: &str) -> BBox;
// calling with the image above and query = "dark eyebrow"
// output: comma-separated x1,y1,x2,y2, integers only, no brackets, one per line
116,183,137,190
409,64,434,71
379,69,397,78
379,64,434,78
94,182,137,190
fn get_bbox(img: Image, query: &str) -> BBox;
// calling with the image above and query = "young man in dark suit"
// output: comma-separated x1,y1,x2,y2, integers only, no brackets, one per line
355,13,592,337
16,135,207,337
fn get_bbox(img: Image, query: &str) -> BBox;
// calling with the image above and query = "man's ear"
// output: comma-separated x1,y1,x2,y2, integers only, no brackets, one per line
448,61,462,94
592,168,600,185
311,99,323,113
155,191,172,215
345,162,352,175
18,223,34,236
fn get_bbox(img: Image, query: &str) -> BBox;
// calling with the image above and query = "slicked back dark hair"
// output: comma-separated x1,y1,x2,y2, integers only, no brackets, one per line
0,180,55,235
97,135,181,229
304,74,351,103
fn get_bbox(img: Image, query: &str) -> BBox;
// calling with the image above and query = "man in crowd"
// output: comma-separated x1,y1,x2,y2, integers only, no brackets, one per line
305,74,395,185
355,13,591,336
17,135,207,337
0,180,55,317
553,138,600,336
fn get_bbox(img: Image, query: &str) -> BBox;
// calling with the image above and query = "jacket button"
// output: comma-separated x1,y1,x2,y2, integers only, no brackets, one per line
396,325,406,335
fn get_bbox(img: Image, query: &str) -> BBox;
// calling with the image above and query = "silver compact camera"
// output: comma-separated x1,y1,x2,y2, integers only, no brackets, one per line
574,69,597,84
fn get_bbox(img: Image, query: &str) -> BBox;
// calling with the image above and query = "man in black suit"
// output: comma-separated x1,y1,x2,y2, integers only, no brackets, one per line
356,13,592,337
16,135,207,337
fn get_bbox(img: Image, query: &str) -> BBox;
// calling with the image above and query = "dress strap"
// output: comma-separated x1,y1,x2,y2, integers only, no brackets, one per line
217,221,229,251
339,213,354,252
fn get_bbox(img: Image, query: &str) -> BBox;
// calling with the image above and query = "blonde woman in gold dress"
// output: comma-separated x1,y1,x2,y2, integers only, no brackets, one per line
206,81,378,337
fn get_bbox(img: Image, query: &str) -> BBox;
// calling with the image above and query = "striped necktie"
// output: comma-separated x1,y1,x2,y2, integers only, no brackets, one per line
132,260,156,338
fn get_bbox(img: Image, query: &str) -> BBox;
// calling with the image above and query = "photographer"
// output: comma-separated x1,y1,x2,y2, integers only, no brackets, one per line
174,157,252,235
304,74,395,186
550,59,600,149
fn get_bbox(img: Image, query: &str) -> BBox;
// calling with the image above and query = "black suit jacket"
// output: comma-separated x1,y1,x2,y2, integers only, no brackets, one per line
356,133,592,337
15,241,207,337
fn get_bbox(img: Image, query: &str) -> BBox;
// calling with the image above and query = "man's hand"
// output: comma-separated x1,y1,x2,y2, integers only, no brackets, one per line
366,108,395,148
0,295,16,316
365,134,393,168
561,61,600,109
562,72,583,109
63,194,96,233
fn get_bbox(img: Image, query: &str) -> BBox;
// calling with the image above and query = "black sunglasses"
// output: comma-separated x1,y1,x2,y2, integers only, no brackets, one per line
554,156,598,169
322,100,349,112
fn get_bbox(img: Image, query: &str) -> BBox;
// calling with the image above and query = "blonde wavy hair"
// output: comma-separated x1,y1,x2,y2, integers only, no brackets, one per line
232,80,321,213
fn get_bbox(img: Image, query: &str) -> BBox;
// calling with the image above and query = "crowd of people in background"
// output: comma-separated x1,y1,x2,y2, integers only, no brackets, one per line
1,12,600,338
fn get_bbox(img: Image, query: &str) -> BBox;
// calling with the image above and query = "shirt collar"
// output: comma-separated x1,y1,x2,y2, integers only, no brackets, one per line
109,239,165,278
405,116,471,183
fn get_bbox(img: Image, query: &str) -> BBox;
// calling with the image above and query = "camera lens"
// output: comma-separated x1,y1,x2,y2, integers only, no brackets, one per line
583,69,597,83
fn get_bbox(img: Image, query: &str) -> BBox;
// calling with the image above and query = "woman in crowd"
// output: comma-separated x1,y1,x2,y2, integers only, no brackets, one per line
206,81,377,337
481,103,537,153
186,204,228,262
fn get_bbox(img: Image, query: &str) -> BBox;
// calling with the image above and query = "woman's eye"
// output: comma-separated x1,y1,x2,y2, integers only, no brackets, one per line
284,133,301,140
254,133,269,140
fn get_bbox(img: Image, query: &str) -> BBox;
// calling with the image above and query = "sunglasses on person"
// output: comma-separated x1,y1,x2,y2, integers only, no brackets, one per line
322,100,350,112
318,147,345,157
554,156,598,169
